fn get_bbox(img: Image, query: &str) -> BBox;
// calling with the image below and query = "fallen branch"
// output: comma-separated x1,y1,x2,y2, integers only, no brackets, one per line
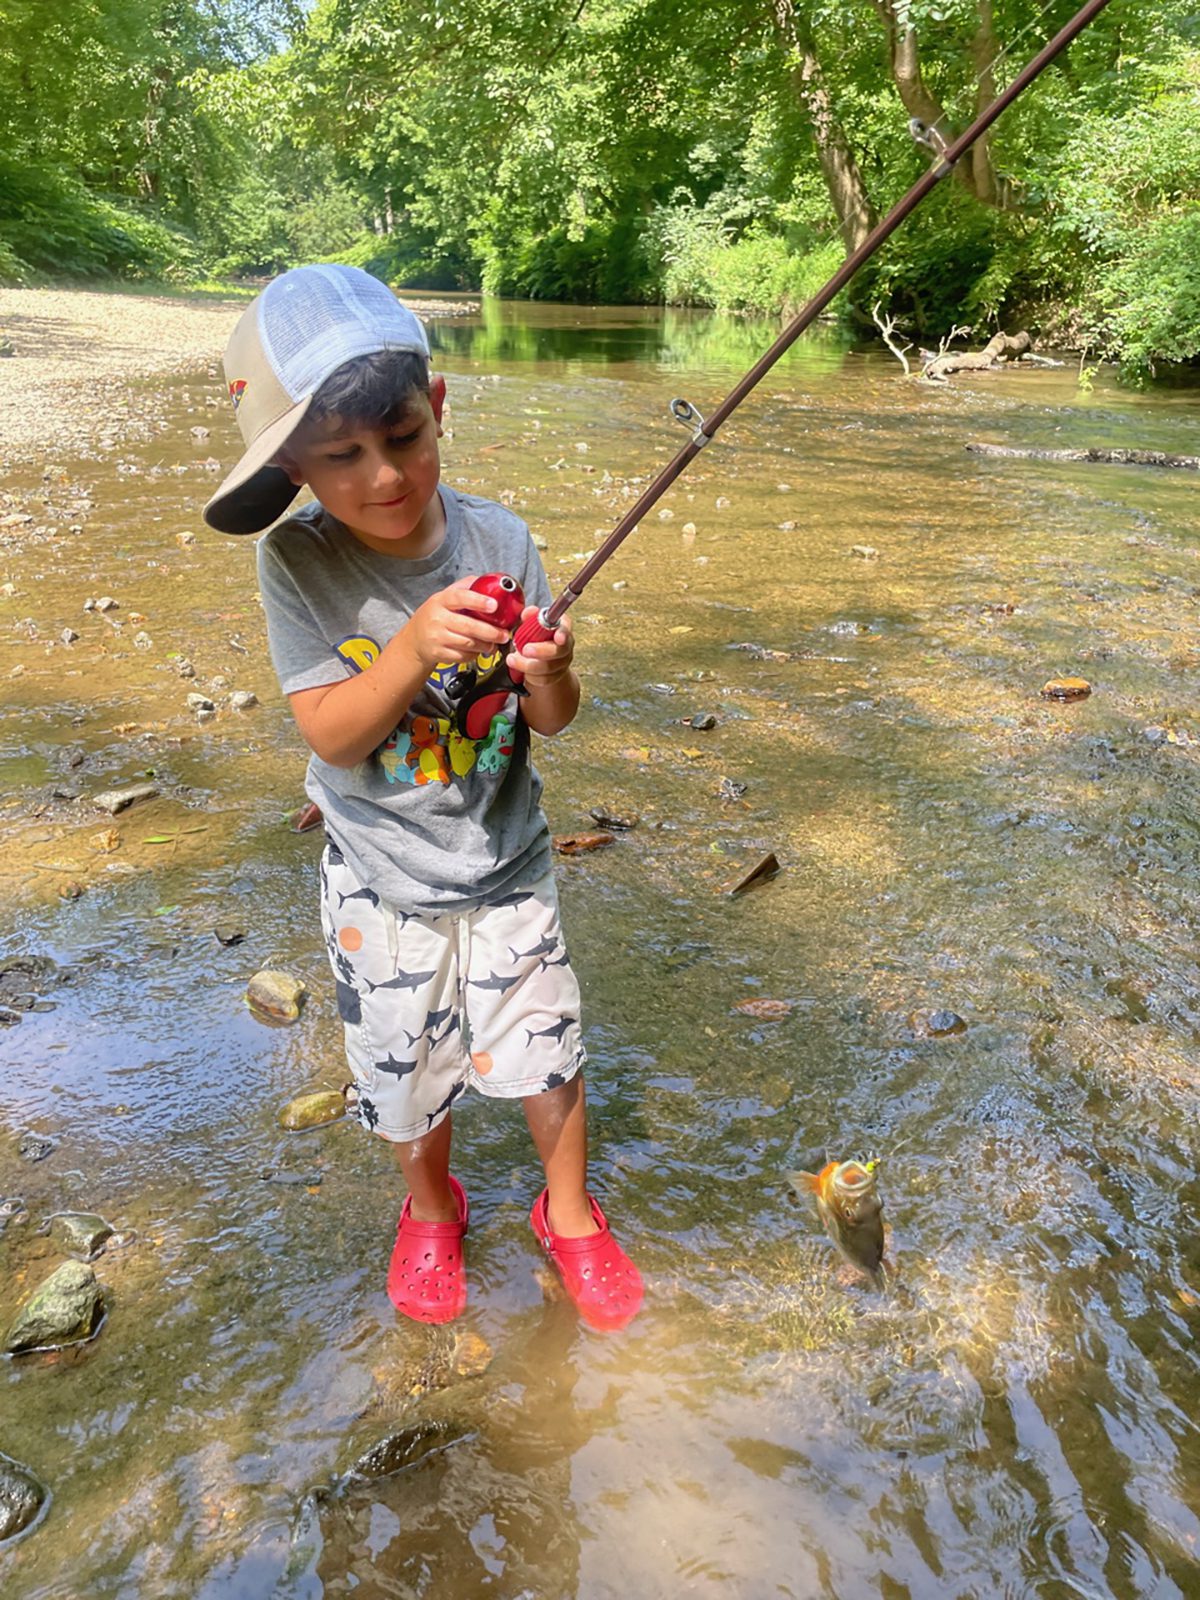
923,330,1032,380
872,302,913,375
966,442,1200,471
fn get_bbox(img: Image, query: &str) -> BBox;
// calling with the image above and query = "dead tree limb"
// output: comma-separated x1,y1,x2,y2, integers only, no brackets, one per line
923,330,1032,380
872,302,913,374
967,442,1200,471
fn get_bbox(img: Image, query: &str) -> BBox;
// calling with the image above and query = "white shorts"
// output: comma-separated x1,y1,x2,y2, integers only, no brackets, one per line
320,837,586,1143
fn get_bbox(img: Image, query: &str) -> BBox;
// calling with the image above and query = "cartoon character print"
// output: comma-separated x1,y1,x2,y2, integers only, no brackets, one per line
477,712,516,774
339,631,518,788
405,716,451,785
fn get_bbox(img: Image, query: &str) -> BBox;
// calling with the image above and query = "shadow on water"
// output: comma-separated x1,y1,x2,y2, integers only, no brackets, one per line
1,298,1199,1597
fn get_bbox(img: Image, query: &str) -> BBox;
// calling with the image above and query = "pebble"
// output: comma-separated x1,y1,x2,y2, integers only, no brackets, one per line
684,713,718,730
715,496,731,509
176,659,195,678
133,631,152,650
60,626,79,645
187,693,215,712
18,1134,55,1163
213,925,246,947
176,531,197,548
910,1008,967,1038
228,690,257,711
851,545,879,560
588,807,639,830
1040,677,1091,702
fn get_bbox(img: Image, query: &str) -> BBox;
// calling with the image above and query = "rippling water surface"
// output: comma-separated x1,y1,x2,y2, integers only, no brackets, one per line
2,298,1199,1598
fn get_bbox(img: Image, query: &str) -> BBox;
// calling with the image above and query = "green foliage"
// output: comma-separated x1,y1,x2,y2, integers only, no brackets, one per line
1102,211,1200,377
3,0,1200,380
482,217,654,303
0,158,201,282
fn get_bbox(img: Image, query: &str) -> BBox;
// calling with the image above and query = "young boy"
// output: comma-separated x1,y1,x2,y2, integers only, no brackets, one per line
202,264,642,1332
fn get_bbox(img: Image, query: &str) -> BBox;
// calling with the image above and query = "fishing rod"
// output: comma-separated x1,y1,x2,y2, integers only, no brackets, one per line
502,0,1112,665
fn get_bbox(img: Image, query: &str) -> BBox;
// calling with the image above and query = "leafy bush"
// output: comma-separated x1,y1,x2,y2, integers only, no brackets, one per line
482,217,655,303
0,159,201,283
1100,210,1200,377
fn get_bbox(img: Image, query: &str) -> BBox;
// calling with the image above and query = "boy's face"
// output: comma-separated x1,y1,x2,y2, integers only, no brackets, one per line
281,375,446,553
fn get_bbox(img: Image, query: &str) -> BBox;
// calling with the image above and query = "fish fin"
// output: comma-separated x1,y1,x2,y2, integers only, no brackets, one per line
785,1170,819,1194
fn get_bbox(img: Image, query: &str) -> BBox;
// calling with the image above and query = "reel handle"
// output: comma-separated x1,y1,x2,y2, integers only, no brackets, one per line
508,608,557,686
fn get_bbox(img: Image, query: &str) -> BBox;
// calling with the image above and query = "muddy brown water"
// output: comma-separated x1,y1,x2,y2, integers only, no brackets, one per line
2,298,1200,1598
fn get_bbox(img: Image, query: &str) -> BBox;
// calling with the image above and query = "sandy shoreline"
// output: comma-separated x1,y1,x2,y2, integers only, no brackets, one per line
0,285,476,466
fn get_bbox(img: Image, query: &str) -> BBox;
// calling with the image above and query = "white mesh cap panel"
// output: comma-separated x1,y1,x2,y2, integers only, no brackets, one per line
257,264,430,402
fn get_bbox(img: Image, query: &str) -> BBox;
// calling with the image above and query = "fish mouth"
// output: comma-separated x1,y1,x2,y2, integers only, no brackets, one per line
832,1161,874,1192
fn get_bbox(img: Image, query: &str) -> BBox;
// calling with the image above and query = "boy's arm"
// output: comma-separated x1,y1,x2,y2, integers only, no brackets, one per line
289,579,510,767
510,611,579,737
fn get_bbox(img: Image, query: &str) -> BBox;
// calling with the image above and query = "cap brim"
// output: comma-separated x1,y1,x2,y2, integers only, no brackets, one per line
202,394,315,535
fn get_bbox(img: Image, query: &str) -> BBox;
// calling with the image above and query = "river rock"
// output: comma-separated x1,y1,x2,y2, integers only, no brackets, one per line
347,1418,474,1485
279,1091,346,1131
0,1453,47,1543
1040,676,1091,702
49,1212,114,1258
228,690,257,711
588,806,638,830
910,1008,967,1038
92,782,158,815
60,627,79,645
187,692,215,712
18,1134,54,1163
4,1260,103,1353
246,970,306,1022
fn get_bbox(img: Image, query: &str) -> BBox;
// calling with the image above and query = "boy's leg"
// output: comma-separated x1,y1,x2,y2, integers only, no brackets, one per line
522,1075,599,1238
393,1113,459,1223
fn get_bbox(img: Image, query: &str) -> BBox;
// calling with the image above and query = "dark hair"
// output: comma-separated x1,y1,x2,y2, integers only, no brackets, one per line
308,348,430,429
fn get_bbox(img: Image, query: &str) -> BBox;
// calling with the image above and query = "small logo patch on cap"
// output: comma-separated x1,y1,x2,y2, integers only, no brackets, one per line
228,379,247,411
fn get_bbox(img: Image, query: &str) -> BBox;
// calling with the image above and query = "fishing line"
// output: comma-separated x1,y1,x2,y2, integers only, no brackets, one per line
505,0,1113,659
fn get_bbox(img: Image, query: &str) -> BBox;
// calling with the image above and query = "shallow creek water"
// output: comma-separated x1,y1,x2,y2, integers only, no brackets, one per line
2,297,1200,1598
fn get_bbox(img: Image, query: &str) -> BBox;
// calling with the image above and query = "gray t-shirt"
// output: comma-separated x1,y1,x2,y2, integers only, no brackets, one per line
256,485,555,915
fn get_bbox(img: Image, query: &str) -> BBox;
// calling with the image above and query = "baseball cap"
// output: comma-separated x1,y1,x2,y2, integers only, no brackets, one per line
203,264,431,535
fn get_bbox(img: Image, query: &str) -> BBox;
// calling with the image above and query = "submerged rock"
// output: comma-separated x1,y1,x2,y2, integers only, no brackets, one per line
4,1260,103,1353
0,1453,47,1543
18,1134,54,1163
246,970,306,1023
48,1212,114,1259
910,1008,967,1039
347,1418,474,1485
279,1091,346,1131
92,782,158,815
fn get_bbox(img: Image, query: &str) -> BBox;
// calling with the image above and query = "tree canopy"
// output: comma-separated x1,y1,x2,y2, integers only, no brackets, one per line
2,0,1199,374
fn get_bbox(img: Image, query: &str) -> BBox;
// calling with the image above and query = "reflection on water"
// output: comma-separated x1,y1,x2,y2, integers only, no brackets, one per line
1,298,1200,1598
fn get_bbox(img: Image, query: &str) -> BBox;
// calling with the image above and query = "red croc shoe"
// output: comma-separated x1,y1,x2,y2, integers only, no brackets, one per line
387,1176,469,1324
531,1189,644,1332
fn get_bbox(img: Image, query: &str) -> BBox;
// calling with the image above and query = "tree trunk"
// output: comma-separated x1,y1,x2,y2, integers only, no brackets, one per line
773,1,875,254
867,0,1000,207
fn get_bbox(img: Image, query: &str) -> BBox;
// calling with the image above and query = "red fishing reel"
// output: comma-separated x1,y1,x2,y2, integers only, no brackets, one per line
448,573,558,739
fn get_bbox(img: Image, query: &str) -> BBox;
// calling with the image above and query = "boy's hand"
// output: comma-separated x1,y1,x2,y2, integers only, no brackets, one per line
509,605,575,688
403,577,514,671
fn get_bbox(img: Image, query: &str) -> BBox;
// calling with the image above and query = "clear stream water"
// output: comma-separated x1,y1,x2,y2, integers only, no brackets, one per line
1,298,1199,1598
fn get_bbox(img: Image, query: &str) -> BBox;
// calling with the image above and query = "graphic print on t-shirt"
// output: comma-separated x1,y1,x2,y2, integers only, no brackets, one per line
333,631,517,788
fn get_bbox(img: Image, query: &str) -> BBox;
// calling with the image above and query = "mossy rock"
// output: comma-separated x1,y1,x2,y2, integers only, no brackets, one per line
4,1260,103,1353
279,1090,346,1131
